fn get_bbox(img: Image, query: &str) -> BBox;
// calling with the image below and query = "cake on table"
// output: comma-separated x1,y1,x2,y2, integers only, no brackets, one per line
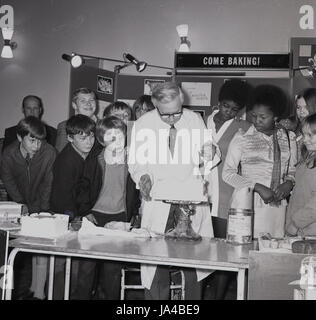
20,213,69,239
152,177,207,203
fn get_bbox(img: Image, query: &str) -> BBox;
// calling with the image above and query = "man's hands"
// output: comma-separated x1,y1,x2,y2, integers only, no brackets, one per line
139,174,152,201
85,213,98,225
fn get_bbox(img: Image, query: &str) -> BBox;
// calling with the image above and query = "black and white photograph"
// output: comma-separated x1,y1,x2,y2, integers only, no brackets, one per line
97,75,113,94
144,79,165,95
1,0,316,307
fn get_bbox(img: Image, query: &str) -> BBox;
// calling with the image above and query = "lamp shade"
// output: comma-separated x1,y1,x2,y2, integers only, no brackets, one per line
176,24,188,37
1,45,13,58
1,27,14,40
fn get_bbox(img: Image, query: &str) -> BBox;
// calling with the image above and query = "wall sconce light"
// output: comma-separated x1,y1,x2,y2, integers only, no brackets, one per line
1,27,17,58
176,24,190,52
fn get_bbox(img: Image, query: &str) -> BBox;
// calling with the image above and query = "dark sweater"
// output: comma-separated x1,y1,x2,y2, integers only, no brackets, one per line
0,140,57,213
50,143,86,219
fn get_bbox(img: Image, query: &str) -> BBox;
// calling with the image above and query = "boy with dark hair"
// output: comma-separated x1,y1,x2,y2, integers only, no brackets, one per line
50,114,96,300
1,116,56,213
0,116,57,300
73,116,140,300
50,114,96,219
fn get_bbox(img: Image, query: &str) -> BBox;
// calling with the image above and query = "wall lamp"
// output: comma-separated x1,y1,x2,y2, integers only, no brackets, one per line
176,24,190,52
1,27,17,58
62,52,173,73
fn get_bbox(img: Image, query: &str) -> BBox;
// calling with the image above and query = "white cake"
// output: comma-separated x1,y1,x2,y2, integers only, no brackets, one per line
20,213,69,239
152,177,207,202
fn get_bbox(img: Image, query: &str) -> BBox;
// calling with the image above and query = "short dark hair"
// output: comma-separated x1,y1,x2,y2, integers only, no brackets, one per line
103,101,132,119
72,88,96,103
219,79,252,110
248,84,288,118
132,95,155,119
96,116,126,146
66,114,96,137
297,88,316,115
22,95,43,110
16,116,47,140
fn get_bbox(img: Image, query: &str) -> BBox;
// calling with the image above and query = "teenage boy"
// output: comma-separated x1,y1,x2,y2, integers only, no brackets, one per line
55,88,98,152
1,116,56,212
50,114,96,299
0,116,56,300
73,116,140,300
50,114,96,219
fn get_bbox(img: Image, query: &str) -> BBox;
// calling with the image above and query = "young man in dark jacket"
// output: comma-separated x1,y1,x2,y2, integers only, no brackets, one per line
49,114,96,299
0,116,56,300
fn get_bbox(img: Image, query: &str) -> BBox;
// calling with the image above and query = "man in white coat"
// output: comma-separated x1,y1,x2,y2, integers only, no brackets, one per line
128,82,219,299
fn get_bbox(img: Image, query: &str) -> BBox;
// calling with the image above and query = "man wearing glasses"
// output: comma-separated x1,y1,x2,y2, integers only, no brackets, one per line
128,81,219,300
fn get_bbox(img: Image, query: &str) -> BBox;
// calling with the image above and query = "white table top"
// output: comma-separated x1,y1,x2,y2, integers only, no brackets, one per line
9,233,255,270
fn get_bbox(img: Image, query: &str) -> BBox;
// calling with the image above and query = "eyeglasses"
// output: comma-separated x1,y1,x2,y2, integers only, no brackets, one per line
156,107,183,120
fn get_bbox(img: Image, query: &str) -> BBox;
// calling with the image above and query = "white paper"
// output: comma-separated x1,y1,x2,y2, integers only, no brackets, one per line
181,82,212,106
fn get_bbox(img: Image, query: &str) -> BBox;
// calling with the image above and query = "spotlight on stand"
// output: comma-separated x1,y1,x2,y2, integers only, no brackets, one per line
176,24,190,52
62,53,83,68
123,53,147,72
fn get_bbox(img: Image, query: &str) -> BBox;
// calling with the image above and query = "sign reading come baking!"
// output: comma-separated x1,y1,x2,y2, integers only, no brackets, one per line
175,52,290,70
0,5,14,29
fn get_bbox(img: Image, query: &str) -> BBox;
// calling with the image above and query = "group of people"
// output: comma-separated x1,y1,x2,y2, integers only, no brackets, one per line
0,80,316,300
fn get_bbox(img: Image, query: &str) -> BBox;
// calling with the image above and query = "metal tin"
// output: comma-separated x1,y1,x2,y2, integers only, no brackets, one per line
226,208,253,244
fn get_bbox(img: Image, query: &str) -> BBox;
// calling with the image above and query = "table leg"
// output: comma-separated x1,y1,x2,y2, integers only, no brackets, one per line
64,257,71,300
237,269,247,300
47,256,55,300
5,248,20,300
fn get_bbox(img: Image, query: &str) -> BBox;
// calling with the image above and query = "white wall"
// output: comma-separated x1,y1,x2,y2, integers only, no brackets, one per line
0,0,315,136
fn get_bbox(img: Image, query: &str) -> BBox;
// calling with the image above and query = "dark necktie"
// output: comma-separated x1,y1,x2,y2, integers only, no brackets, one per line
169,125,177,157
25,153,31,165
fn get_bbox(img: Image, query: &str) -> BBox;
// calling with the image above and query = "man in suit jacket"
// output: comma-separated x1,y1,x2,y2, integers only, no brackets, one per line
2,95,57,151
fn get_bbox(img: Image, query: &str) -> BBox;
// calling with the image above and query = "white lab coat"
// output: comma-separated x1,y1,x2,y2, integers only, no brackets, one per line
128,109,219,289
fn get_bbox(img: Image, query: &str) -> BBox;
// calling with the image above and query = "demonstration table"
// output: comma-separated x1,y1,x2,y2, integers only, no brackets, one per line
6,233,254,300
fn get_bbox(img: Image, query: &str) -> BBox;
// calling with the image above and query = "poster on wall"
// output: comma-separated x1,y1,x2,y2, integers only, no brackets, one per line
298,44,316,77
97,75,113,94
144,79,165,95
181,82,212,106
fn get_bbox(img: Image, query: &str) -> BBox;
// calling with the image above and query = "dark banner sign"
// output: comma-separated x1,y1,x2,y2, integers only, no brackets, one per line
175,53,290,70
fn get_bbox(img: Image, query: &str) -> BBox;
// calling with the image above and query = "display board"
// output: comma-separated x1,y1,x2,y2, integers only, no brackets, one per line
70,65,172,115
291,37,316,98
176,76,292,122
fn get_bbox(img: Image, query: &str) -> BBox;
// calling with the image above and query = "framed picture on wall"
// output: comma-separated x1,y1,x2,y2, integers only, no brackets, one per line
144,79,165,95
181,82,212,107
97,75,113,94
